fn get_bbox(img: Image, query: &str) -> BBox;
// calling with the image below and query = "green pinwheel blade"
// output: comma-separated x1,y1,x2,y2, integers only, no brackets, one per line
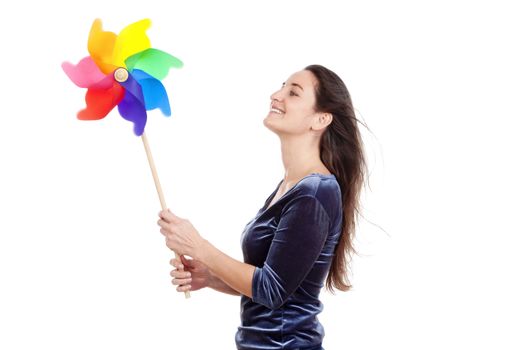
125,48,183,81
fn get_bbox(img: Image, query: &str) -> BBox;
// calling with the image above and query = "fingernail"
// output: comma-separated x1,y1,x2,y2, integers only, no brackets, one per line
186,273,191,277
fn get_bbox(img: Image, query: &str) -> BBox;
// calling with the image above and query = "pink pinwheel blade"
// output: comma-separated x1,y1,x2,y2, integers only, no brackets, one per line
61,57,113,89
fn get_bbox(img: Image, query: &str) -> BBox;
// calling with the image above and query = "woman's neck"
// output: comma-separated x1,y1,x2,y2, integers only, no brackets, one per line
279,135,329,184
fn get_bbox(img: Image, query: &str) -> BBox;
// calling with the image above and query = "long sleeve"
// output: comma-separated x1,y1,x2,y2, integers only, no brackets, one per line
251,195,330,310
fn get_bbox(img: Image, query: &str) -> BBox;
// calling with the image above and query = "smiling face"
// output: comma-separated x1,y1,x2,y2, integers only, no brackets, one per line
264,70,328,136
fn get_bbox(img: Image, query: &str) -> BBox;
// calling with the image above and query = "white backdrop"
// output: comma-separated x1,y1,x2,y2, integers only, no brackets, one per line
1,0,524,349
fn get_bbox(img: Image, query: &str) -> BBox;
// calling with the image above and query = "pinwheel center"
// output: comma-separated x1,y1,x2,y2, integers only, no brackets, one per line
114,67,129,83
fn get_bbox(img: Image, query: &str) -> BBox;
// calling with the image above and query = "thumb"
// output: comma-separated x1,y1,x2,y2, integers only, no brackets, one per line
180,255,195,268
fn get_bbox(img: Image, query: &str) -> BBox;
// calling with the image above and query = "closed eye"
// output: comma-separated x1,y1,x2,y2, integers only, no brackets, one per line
282,82,300,97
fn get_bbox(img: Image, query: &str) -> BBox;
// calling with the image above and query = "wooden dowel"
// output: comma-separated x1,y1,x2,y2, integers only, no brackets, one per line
141,131,191,299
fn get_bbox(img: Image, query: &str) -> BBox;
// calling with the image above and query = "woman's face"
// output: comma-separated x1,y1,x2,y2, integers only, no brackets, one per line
263,70,322,135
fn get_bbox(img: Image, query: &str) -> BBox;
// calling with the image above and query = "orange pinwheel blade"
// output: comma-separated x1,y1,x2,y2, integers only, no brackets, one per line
88,19,118,75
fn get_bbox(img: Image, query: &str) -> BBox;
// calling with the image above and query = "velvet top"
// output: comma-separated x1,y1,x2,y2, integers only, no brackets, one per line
236,173,343,350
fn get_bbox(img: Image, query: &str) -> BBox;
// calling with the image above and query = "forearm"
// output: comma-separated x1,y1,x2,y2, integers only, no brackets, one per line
208,273,241,296
197,240,255,298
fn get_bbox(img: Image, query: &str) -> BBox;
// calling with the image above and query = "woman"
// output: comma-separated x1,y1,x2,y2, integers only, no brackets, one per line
158,64,367,349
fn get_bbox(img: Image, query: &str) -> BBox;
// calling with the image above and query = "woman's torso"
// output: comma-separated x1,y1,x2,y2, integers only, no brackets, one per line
236,173,342,350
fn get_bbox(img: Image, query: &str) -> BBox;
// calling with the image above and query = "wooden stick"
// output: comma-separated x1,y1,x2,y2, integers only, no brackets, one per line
141,131,191,299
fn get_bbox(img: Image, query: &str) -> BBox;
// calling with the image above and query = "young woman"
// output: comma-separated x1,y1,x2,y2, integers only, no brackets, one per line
158,64,368,349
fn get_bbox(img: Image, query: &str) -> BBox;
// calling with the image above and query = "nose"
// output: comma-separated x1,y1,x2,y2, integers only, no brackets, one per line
270,89,283,102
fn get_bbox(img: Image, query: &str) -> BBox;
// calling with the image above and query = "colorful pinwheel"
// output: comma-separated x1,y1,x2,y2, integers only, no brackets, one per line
62,18,183,136
62,19,190,298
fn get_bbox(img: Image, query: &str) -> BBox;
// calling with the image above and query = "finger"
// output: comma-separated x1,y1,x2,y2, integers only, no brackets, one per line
176,284,192,292
170,260,185,272
171,271,190,279
160,228,170,237
157,219,170,229
159,209,183,223
165,237,178,251
170,257,182,267
170,269,191,278
171,277,192,286
171,271,191,280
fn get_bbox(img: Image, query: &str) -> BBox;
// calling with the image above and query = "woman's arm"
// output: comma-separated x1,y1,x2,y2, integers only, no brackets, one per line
159,210,254,297
208,272,241,296
159,194,329,307
197,240,255,298
169,254,240,296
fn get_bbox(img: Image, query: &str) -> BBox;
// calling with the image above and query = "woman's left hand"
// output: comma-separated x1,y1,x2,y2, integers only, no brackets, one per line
158,209,205,258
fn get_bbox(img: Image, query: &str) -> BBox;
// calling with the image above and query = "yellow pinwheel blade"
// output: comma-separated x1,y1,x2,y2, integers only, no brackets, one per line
112,19,151,69
88,19,118,75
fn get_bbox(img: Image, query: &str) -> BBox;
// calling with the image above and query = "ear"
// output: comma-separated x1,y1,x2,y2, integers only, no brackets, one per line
321,113,333,125
312,112,333,131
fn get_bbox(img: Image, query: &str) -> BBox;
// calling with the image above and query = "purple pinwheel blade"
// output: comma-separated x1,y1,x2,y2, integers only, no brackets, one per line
115,70,148,136
118,71,145,107
132,69,171,116
118,91,147,136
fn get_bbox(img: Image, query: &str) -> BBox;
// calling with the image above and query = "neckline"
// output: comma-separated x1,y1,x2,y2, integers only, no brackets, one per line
261,173,335,213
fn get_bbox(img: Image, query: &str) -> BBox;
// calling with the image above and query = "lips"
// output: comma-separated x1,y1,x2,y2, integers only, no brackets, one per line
270,103,285,115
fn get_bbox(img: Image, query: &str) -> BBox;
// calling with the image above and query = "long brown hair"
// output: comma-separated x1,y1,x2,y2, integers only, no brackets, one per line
305,64,369,292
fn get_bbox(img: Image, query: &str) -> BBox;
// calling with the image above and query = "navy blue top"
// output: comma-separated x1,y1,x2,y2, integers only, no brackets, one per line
236,173,343,350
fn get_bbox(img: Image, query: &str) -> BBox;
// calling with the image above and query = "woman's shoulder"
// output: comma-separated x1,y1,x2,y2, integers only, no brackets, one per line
293,173,340,195
290,174,342,217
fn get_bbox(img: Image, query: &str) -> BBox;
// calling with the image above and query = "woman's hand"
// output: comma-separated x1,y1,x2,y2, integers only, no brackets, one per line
158,209,206,258
170,255,211,293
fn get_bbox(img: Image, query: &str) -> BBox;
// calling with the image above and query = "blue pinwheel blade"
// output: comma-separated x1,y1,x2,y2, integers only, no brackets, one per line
132,69,171,116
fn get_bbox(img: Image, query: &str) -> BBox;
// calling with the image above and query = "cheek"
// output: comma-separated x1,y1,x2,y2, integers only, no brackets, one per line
287,98,315,115
286,103,314,123
281,112,312,132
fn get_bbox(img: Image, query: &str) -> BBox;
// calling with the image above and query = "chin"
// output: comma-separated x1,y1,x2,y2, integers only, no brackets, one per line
263,116,279,133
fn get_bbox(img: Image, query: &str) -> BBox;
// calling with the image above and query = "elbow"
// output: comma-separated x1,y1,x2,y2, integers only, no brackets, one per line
252,264,289,310
266,298,286,310
253,292,286,310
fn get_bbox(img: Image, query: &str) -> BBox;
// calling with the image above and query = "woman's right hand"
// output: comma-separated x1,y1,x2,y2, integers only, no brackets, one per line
170,255,211,293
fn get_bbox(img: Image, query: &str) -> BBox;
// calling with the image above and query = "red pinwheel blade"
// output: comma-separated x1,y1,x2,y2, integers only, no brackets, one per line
78,82,125,120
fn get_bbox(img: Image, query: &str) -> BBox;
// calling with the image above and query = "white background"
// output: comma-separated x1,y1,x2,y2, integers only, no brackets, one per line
1,0,524,349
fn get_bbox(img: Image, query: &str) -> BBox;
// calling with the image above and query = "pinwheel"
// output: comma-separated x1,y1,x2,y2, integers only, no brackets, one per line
62,19,190,298
62,18,183,136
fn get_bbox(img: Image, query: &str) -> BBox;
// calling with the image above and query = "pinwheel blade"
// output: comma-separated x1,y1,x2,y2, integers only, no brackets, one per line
114,71,147,135
118,91,147,136
125,48,183,81
113,19,151,69
62,56,112,89
78,82,125,120
88,19,118,75
132,69,171,116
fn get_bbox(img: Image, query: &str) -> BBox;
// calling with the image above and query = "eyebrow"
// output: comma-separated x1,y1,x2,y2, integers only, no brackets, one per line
282,82,304,91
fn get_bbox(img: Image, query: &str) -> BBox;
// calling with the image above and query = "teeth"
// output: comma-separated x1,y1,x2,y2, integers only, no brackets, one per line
271,108,283,114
